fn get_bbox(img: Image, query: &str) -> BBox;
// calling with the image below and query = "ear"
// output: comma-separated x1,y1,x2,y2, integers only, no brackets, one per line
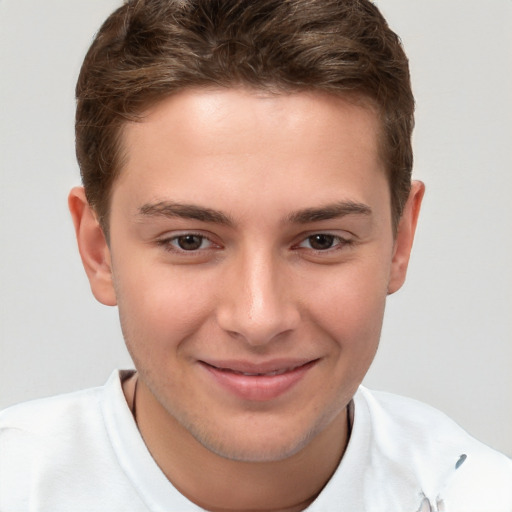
68,186,117,306
387,180,425,295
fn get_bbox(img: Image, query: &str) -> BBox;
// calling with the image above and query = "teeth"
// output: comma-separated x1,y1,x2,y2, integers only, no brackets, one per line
238,368,291,377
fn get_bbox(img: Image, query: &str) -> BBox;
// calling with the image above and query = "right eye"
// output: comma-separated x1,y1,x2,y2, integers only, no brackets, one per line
157,232,217,254
171,234,210,251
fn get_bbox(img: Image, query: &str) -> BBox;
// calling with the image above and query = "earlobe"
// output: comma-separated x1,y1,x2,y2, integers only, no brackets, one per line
387,180,425,295
68,186,117,306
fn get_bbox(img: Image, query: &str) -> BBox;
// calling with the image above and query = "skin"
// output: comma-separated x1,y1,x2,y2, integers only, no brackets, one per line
69,88,424,511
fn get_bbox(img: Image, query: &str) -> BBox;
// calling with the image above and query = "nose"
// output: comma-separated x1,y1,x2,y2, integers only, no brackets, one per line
216,250,300,347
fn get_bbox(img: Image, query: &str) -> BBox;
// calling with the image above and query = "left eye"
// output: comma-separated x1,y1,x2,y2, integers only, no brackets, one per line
170,234,211,251
298,234,344,251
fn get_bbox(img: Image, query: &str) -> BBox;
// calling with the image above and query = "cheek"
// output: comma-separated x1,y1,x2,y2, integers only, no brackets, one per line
113,262,216,351
301,257,390,348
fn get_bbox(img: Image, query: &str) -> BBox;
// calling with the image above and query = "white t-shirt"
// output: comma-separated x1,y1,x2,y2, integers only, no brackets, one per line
1,370,511,511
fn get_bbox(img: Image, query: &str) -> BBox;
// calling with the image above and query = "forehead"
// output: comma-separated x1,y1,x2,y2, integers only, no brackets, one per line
120,88,382,171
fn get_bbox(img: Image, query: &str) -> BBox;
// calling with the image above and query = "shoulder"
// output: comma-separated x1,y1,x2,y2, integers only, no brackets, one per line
358,386,509,457
0,371,149,511
0,382,103,436
0,380,108,477
0,370,133,434
0,370,135,444
355,387,512,510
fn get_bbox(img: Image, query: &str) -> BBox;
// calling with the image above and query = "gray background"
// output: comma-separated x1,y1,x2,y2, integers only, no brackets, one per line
1,0,511,456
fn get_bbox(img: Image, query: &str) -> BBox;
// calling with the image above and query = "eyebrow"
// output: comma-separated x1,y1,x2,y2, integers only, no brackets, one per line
137,200,372,226
138,202,234,226
286,201,372,224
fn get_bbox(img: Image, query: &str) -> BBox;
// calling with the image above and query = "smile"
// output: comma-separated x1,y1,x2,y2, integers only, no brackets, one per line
199,359,319,401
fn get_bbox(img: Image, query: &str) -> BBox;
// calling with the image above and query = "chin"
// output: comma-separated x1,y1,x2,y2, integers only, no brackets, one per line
186,414,328,463
201,432,313,463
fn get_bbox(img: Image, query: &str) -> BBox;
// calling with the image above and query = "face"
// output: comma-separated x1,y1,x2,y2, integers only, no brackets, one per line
72,88,421,463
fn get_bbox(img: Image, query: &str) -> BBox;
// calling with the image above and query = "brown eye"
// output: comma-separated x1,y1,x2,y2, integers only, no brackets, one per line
308,234,335,250
176,235,204,251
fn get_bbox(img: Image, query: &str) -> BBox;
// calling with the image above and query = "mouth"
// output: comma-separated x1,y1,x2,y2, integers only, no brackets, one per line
203,360,315,376
199,359,319,401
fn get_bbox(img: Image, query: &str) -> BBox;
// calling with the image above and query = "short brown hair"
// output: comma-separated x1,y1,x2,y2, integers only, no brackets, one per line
76,0,414,233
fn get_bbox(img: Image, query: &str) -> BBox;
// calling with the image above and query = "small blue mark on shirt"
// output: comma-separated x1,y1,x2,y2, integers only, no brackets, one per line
455,454,467,470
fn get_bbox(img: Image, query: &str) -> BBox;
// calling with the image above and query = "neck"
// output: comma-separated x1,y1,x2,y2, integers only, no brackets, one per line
125,375,350,512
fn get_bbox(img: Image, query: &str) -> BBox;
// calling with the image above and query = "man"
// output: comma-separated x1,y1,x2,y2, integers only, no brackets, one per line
1,0,510,511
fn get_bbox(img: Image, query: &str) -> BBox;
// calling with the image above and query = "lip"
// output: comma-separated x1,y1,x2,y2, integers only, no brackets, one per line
199,358,319,402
